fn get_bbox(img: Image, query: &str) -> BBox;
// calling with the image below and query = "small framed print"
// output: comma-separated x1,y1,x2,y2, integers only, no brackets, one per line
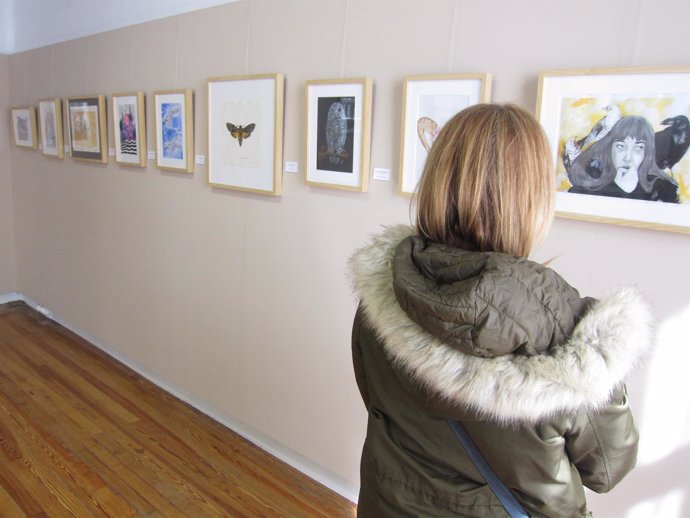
66,95,108,163
11,107,38,149
112,92,146,167
399,73,492,195
208,73,284,195
38,99,64,158
537,67,690,233
305,78,373,192
154,89,194,173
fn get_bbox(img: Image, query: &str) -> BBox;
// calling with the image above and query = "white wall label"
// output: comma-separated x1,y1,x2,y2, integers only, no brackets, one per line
195,155,206,165
285,161,298,173
108,148,115,157
147,150,155,160
373,167,391,181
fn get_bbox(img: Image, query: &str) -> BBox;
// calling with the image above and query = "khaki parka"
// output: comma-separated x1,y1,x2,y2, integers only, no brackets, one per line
348,226,651,518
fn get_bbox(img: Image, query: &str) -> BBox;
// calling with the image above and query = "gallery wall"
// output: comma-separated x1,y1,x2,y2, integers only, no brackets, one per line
1,54,17,296
4,0,239,54
5,1,690,516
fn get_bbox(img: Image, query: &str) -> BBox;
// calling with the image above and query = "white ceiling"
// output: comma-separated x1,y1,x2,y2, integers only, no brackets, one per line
0,0,238,54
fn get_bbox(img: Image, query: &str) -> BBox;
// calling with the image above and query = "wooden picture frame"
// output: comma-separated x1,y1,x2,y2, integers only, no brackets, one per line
112,92,146,167
305,78,373,192
537,67,690,233
38,99,64,158
399,73,492,195
208,73,284,195
66,95,108,163
10,107,38,149
154,89,194,173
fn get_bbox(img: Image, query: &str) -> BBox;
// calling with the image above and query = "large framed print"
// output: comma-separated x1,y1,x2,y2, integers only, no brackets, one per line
112,92,146,167
537,67,690,233
38,99,64,158
305,78,373,192
67,95,108,163
11,107,38,149
154,89,194,173
399,73,492,195
208,73,284,195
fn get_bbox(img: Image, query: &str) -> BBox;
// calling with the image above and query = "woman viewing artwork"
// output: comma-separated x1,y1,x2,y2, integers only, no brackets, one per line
349,104,652,517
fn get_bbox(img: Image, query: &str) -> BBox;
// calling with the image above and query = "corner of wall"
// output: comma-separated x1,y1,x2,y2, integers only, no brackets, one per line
0,53,18,295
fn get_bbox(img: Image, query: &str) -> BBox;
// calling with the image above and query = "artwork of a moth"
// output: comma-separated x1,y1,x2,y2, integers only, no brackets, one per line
226,123,256,146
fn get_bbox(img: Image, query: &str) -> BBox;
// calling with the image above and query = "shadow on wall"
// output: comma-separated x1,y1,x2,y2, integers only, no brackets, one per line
621,444,690,517
621,302,690,517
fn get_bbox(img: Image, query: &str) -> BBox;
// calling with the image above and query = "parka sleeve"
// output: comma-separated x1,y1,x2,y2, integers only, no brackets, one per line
351,303,370,408
565,385,639,493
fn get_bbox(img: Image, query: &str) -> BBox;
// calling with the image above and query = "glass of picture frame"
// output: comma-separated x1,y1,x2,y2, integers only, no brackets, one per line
304,78,373,192
112,92,146,167
66,95,108,163
11,106,38,149
207,73,284,195
153,89,195,173
399,73,492,195
537,66,690,234
38,99,64,158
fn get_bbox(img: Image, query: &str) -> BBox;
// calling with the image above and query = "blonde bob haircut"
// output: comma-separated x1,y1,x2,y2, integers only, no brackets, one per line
414,103,554,258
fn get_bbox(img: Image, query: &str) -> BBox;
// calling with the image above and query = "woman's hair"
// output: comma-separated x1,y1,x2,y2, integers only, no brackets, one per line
413,103,554,258
568,115,672,192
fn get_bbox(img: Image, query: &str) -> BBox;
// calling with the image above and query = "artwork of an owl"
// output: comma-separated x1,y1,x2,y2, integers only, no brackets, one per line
326,102,347,165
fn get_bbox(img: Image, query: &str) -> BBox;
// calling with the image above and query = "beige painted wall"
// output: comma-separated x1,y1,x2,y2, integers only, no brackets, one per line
0,53,17,295
5,1,690,515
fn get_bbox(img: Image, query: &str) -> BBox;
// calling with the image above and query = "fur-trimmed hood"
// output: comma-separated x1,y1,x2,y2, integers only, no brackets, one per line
348,225,654,424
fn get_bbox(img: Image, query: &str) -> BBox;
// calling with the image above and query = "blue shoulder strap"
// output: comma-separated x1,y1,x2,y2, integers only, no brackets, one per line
448,421,530,518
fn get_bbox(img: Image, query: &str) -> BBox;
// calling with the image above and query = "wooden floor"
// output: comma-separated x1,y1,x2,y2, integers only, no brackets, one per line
0,302,357,518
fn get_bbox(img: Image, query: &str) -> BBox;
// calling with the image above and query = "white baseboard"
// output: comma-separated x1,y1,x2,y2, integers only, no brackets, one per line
0,291,21,304
8,293,359,504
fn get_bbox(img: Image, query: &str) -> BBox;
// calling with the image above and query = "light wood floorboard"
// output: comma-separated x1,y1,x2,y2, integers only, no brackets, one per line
0,302,357,518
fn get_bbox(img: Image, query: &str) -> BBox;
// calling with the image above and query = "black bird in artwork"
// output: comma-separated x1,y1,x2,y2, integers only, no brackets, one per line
655,115,690,170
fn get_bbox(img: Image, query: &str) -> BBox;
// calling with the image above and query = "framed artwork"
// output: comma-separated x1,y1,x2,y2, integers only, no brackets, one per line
537,67,690,233
207,73,284,195
66,95,108,163
112,92,146,167
399,73,492,195
305,78,373,192
10,107,38,149
38,99,64,158
154,89,194,173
